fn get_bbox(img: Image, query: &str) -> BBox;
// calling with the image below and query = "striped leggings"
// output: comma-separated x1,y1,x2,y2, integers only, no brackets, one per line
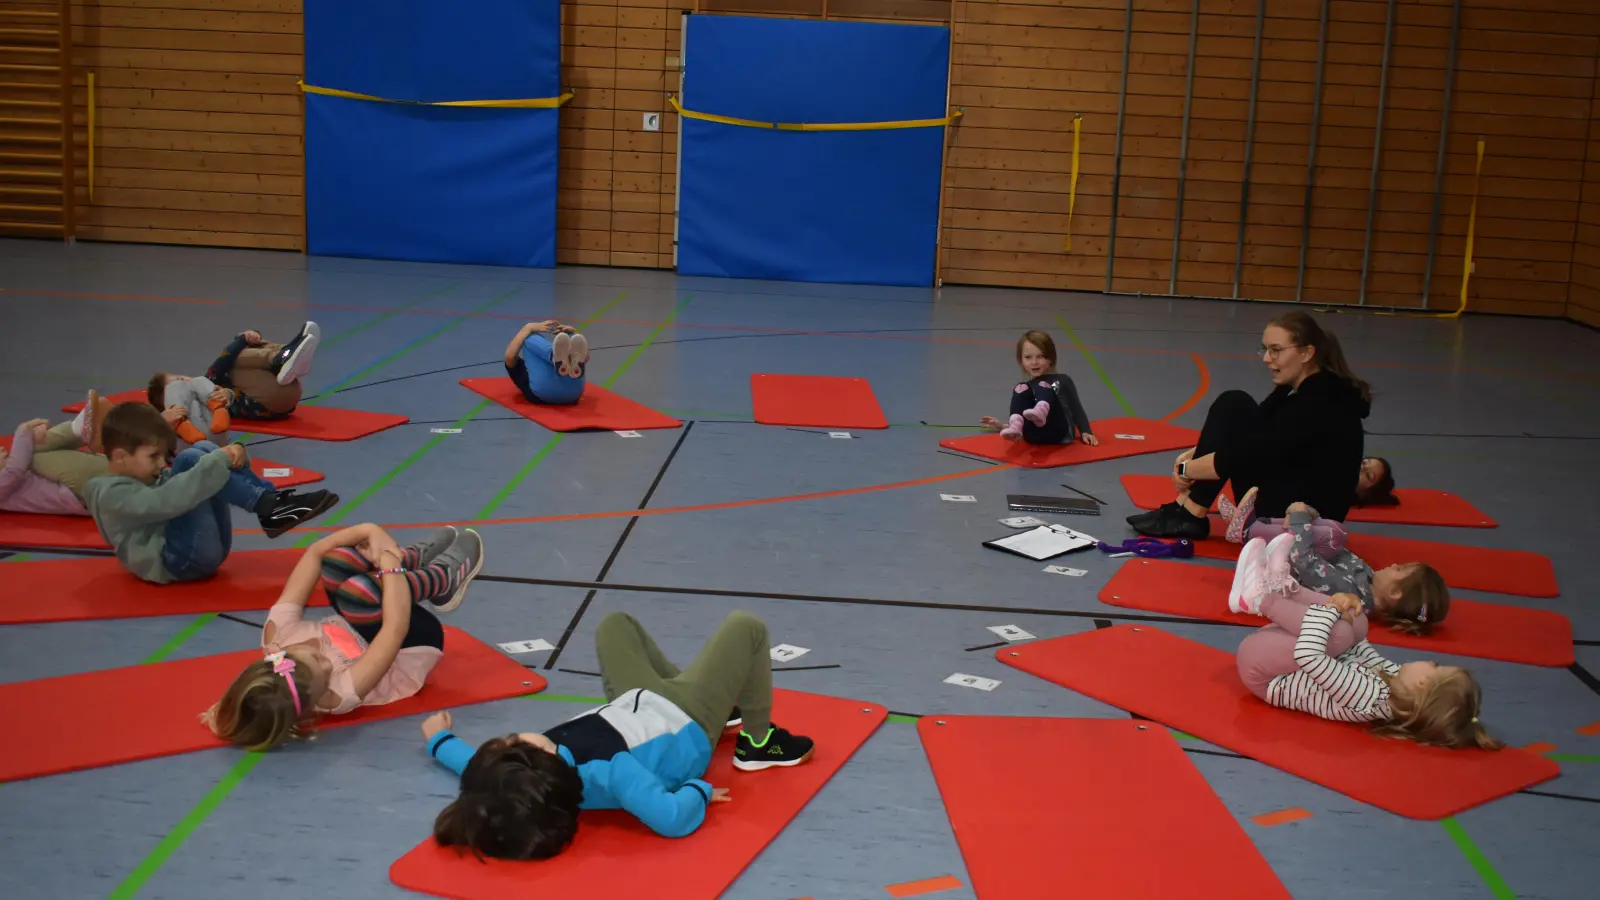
320,546,445,650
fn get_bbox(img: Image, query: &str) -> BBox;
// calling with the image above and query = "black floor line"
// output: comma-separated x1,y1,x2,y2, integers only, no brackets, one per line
1568,662,1600,699
0,545,113,557
1518,788,1600,805
936,448,999,466
544,422,696,670
215,612,262,629
774,663,842,672
557,667,600,678
963,640,1007,652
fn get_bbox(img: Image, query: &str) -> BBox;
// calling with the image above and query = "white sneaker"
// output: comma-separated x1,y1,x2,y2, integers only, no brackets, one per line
1264,531,1296,593
567,333,588,377
551,331,573,377
1229,538,1267,614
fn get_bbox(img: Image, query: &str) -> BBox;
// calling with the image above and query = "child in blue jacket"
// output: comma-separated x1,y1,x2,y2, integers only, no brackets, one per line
420,611,815,860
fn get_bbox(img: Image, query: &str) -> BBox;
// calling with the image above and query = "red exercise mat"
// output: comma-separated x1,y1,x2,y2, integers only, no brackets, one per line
750,374,888,429
0,548,321,624
389,690,886,900
1184,517,1558,598
459,378,682,432
62,390,408,442
1120,473,1497,528
939,418,1198,468
1000,625,1559,819
919,716,1289,900
1099,558,1574,667
0,627,543,781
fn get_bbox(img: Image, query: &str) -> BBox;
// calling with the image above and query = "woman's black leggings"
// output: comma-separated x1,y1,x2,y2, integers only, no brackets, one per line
1185,390,1263,508
1008,378,1072,445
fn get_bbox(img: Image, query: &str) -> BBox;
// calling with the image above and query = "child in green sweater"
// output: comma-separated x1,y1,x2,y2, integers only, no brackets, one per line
84,403,338,584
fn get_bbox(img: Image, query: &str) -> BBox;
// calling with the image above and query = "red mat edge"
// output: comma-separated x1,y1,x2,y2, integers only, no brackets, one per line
1118,473,1499,529
458,378,684,431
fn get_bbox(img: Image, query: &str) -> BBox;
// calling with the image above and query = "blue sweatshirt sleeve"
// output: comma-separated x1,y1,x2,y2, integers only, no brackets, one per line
427,730,475,776
588,751,711,838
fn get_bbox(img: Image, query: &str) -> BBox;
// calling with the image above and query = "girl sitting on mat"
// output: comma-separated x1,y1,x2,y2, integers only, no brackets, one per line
205,522,484,750
1220,497,1447,635
503,319,589,406
419,611,815,859
980,330,1098,446
1229,532,1497,750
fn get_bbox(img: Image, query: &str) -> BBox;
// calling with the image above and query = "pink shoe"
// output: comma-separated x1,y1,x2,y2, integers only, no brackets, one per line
1022,400,1050,428
1000,414,1025,442
1220,486,1258,544
1228,538,1268,615
1264,531,1296,593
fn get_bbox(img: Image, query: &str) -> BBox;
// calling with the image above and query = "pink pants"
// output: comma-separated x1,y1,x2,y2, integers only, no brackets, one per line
1246,517,1347,558
1235,587,1369,701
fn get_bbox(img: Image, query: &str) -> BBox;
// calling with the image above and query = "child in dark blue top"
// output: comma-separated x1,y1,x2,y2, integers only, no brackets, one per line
980,330,1097,446
420,612,816,860
502,320,589,406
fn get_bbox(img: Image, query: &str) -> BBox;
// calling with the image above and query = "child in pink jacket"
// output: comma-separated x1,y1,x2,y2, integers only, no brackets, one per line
0,415,106,516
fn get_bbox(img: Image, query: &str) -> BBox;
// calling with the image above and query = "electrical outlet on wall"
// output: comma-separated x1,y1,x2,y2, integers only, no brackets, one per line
643,113,661,131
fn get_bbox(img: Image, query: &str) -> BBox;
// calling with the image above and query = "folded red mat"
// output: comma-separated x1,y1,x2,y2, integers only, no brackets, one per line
0,627,543,781
460,378,682,432
940,418,1198,468
1001,625,1559,819
0,548,319,624
1100,558,1574,667
750,373,888,429
62,390,408,442
390,690,886,900
920,716,1289,899
1121,473,1497,528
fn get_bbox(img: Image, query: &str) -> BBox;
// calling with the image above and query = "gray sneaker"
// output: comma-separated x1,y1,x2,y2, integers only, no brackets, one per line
408,525,458,568
428,528,484,613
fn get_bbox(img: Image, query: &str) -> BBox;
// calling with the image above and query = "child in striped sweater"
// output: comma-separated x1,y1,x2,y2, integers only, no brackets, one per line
1230,536,1500,749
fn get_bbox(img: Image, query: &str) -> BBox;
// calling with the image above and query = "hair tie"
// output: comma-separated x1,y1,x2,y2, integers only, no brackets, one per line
1416,608,1428,623
265,651,301,717
1470,716,1478,724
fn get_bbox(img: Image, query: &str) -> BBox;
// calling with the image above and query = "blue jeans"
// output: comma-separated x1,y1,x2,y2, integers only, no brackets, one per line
161,441,274,582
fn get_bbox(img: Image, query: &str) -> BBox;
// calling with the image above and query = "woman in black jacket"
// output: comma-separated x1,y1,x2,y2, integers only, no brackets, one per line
1130,311,1371,539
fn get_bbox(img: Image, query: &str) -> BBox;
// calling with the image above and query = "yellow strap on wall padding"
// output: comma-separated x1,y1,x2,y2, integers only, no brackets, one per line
668,95,961,131
1064,113,1081,252
299,81,574,108
1453,137,1486,319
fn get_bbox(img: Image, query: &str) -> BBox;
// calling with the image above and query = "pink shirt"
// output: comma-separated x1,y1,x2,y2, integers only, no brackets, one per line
264,601,442,715
0,426,88,516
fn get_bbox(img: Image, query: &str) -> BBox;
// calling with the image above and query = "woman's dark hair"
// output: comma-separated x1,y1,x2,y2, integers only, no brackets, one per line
434,737,584,861
1270,311,1371,405
1354,456,1399,507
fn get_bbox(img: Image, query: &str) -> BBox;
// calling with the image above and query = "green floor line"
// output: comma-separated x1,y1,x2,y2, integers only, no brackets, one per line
318,282,462,350
1056,314,1136,418
525,693,608,705
140,614,218,665
602,295,691,391
1442,817,1516,899
1548,753,1600,763
575,290,629,327
105,752,266,900
2,552,32,563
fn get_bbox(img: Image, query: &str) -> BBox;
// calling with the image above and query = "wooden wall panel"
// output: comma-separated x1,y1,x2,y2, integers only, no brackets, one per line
1570,66,1600,328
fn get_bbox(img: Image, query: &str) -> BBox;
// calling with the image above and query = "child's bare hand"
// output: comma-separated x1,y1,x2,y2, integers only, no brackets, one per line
1286,501,1318,518
979,416,1003,432
711,788,731,803
209,388,231,405
25,418,50,443
1328,593,1364,620
161,406,187,426
1081,432,1099,446
422,711,453,740
222,443,249,469
241,330,264,345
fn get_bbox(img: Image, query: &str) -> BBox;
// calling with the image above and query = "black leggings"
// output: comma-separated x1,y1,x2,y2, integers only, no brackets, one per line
1185,390,1263,509
1008,378,1072,445
345,604,445,651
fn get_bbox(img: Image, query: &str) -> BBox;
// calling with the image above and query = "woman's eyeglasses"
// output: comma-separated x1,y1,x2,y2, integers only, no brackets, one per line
1260,343,1301,359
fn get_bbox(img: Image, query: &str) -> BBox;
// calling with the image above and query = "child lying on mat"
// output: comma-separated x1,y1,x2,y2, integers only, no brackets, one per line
151,322,320,424
206,523,484,750
0,412,112,516
1221,496,1448,635
980,330,1098,446
1229,533,1499,750
84,403,337,583
503,319,589,406
420,611,815,858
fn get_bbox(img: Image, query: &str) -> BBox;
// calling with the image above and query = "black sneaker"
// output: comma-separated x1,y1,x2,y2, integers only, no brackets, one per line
733,724,814,772
1131,503,1210,540
259,489,338,539
724,707,743,733
1125,504,1168,530
272,322,320,385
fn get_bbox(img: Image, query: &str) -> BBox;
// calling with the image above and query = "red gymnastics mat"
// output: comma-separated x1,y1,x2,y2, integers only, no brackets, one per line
459,378,682,432
389,690,886,900
1099,558,1574,667
940,418,1198,468
1000,626,1559,819
0,548,319,624
1121,473,1497,528
0,627,543,781
63,389,408,442
920,716,1288,900
1182,518,1559,598
750,374,888,430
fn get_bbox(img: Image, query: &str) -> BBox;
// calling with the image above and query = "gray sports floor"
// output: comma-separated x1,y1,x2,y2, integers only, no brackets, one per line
1,238,1597,899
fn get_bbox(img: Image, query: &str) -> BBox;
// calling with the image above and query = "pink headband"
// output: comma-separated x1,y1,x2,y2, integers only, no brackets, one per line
265,652,301,717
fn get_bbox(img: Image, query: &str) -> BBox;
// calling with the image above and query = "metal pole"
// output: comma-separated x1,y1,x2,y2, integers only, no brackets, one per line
1170,0,1200,294
1105,0,1134,292
1233,0,1265,298
1357,0,1397,305
1420,0,1463,309
1296,0,1330,302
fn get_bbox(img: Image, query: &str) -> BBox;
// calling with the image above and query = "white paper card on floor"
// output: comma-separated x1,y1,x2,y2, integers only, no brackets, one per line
1044,565,1087,576
999,516,1048,528
945,673,1001,692
828,432,852,439
431,428,463,434
987,524,1097,561
941,494,977,503
263,468,292,478
1113,433,1145,440
499,639,555,654
987,624,1035,642
615,430,642,438
770,644,810,662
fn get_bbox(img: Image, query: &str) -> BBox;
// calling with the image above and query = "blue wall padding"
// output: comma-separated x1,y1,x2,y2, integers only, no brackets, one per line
678,16,950,287
304,0,560,267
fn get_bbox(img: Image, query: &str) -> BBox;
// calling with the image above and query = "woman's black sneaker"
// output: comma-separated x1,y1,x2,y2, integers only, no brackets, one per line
259,489,338,539
1131,502,1210,540
733,724,815,771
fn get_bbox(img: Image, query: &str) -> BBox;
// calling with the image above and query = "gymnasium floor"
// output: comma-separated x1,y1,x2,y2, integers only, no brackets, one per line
1,237,1598,900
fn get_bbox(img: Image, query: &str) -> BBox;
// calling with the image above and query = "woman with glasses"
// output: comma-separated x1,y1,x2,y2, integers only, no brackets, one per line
1129,311,1371,540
